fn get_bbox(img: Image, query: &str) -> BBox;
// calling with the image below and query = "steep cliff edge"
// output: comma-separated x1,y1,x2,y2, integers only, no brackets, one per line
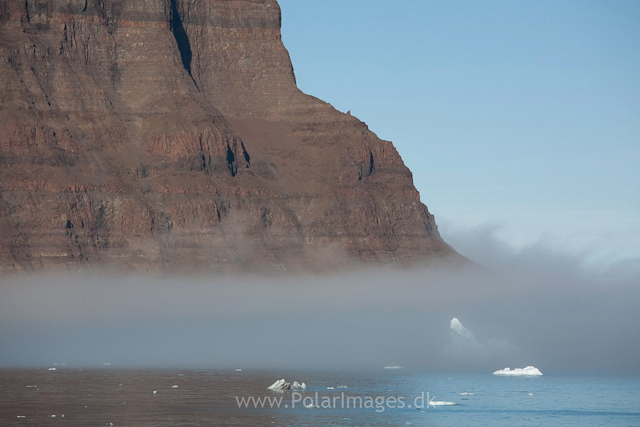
0,0,463,273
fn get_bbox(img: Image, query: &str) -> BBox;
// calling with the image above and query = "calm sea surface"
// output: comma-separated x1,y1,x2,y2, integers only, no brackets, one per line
1,369,638,426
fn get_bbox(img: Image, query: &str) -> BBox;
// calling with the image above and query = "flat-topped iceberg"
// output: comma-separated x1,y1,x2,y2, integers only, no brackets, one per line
493,366,543,376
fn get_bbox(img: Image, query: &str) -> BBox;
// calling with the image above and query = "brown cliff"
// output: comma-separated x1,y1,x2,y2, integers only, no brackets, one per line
0,0,463,273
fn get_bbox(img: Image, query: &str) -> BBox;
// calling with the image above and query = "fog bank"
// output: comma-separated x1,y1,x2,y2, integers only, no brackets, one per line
1,259,638,374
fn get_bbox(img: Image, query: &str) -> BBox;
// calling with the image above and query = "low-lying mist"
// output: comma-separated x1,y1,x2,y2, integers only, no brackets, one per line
1,230,639,375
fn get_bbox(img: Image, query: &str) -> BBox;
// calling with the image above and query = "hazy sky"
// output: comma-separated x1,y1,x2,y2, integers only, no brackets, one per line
278,0,640,272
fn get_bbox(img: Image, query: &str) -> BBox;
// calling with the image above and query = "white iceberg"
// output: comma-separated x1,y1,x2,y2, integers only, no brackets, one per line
267,379,285,390
493,366,543,376
450,318,476,343
267,379,306,391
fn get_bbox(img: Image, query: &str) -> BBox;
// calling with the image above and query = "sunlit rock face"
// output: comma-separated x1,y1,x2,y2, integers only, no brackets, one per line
0,0,463,273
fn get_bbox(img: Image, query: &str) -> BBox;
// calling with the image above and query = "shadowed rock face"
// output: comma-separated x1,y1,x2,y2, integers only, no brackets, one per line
0,0,463,273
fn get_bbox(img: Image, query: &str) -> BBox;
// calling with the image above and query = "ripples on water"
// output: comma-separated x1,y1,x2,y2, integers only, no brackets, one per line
1,369,639,426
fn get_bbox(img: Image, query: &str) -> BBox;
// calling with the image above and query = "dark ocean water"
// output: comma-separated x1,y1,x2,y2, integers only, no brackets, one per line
1,369,639,426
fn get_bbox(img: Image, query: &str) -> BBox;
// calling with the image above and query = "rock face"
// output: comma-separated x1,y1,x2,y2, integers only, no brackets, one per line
0,0,462,273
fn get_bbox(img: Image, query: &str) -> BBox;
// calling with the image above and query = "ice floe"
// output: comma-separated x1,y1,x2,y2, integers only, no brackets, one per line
428,397,457,406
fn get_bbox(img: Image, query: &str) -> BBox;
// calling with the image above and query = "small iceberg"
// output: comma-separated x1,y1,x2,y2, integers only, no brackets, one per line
428,397,457,406
493,366,543,376
267,379,306,391
171,385,179,388
47,368,56,371
384,366,404,370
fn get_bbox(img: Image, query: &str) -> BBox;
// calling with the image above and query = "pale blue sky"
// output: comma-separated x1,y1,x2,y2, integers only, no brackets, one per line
279,0,640,271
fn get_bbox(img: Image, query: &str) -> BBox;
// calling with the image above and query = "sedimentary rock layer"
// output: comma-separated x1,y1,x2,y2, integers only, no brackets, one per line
0,0,462,272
